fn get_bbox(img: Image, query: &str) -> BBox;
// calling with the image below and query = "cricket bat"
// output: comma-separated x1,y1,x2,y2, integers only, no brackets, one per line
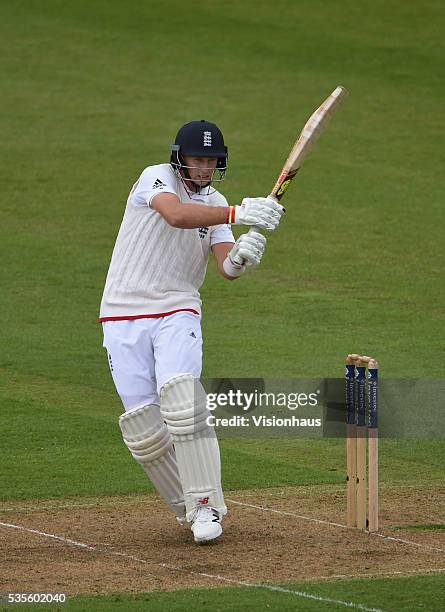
268,85,348,203
269,85,348,201
234,86,347,264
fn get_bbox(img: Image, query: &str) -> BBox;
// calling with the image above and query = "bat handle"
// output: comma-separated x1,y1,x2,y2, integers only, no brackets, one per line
246,225,260,237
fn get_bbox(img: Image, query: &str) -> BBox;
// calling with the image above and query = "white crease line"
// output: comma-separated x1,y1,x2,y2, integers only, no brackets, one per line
0,521,383,612
226,499,445,553
227,499,357,528
203,577,384,612
0,503,105,512
361,530,443,553
0,499,158,513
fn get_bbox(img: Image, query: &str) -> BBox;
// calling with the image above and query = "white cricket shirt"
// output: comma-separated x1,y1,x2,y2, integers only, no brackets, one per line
99,164,234,321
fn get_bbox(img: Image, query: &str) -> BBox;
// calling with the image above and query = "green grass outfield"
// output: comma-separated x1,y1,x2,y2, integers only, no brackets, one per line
1,1,444,610
67,576,445,612
4,576,445,611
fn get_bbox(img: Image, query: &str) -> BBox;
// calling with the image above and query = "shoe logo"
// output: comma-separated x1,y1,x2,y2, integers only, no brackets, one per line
189,331,197,338
198,496,209,505
203,131,212,147
152,178,166,189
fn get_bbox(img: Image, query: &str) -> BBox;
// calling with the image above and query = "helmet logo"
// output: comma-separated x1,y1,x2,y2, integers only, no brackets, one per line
203,131,212,146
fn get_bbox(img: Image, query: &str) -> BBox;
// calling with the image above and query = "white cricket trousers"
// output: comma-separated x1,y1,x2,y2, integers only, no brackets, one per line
102,312,202,411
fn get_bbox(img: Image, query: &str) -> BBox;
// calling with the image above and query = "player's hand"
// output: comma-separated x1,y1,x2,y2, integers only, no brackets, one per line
229,232,267,267
233,197,285,230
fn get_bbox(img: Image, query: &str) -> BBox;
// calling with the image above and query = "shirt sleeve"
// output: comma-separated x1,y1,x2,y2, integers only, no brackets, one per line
209,192,235,246
210,223,235,247
127,165,178,207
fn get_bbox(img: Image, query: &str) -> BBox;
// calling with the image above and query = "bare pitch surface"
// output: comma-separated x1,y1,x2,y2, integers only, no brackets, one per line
1,486,444,599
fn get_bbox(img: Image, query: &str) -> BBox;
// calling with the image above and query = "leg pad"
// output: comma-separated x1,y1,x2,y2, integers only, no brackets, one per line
119,404,185,520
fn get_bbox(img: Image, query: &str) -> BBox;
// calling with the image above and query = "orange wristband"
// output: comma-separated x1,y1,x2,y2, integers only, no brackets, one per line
226,206,236,224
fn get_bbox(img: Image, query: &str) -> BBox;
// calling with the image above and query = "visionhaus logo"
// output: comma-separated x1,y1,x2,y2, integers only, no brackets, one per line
250,415,321,427
206,414,322,428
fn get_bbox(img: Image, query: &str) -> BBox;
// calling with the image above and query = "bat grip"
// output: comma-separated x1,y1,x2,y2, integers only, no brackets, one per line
246,225,260,237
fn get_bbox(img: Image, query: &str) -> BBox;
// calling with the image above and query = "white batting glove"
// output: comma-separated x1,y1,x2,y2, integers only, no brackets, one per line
223,232,267,276
227,197,285,231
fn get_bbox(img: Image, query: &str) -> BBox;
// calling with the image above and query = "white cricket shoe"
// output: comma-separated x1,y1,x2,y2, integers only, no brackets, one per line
191,506,222,544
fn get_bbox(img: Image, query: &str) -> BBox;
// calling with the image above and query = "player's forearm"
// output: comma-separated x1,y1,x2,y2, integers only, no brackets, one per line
169,203,228,229
212,242,241,281
151,192,284,231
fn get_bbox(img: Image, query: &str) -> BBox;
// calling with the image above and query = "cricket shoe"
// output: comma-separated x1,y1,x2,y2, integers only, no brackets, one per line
191,506,222,544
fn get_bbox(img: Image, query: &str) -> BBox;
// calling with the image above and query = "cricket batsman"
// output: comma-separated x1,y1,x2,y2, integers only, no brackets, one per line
99,120,284,543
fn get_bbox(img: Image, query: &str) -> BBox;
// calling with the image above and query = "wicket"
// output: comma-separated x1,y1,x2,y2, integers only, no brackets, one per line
345,354,379,532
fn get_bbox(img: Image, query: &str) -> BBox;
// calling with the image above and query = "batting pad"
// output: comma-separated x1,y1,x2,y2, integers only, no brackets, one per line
160,374,227,521
119,404,185,521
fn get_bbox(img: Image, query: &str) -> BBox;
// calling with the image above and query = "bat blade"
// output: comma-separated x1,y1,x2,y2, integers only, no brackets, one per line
233,86,347,266
270,85,348,201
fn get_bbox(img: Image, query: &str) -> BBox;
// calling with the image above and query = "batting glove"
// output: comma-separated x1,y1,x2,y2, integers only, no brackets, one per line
227,197,285,231
225,232,267,273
